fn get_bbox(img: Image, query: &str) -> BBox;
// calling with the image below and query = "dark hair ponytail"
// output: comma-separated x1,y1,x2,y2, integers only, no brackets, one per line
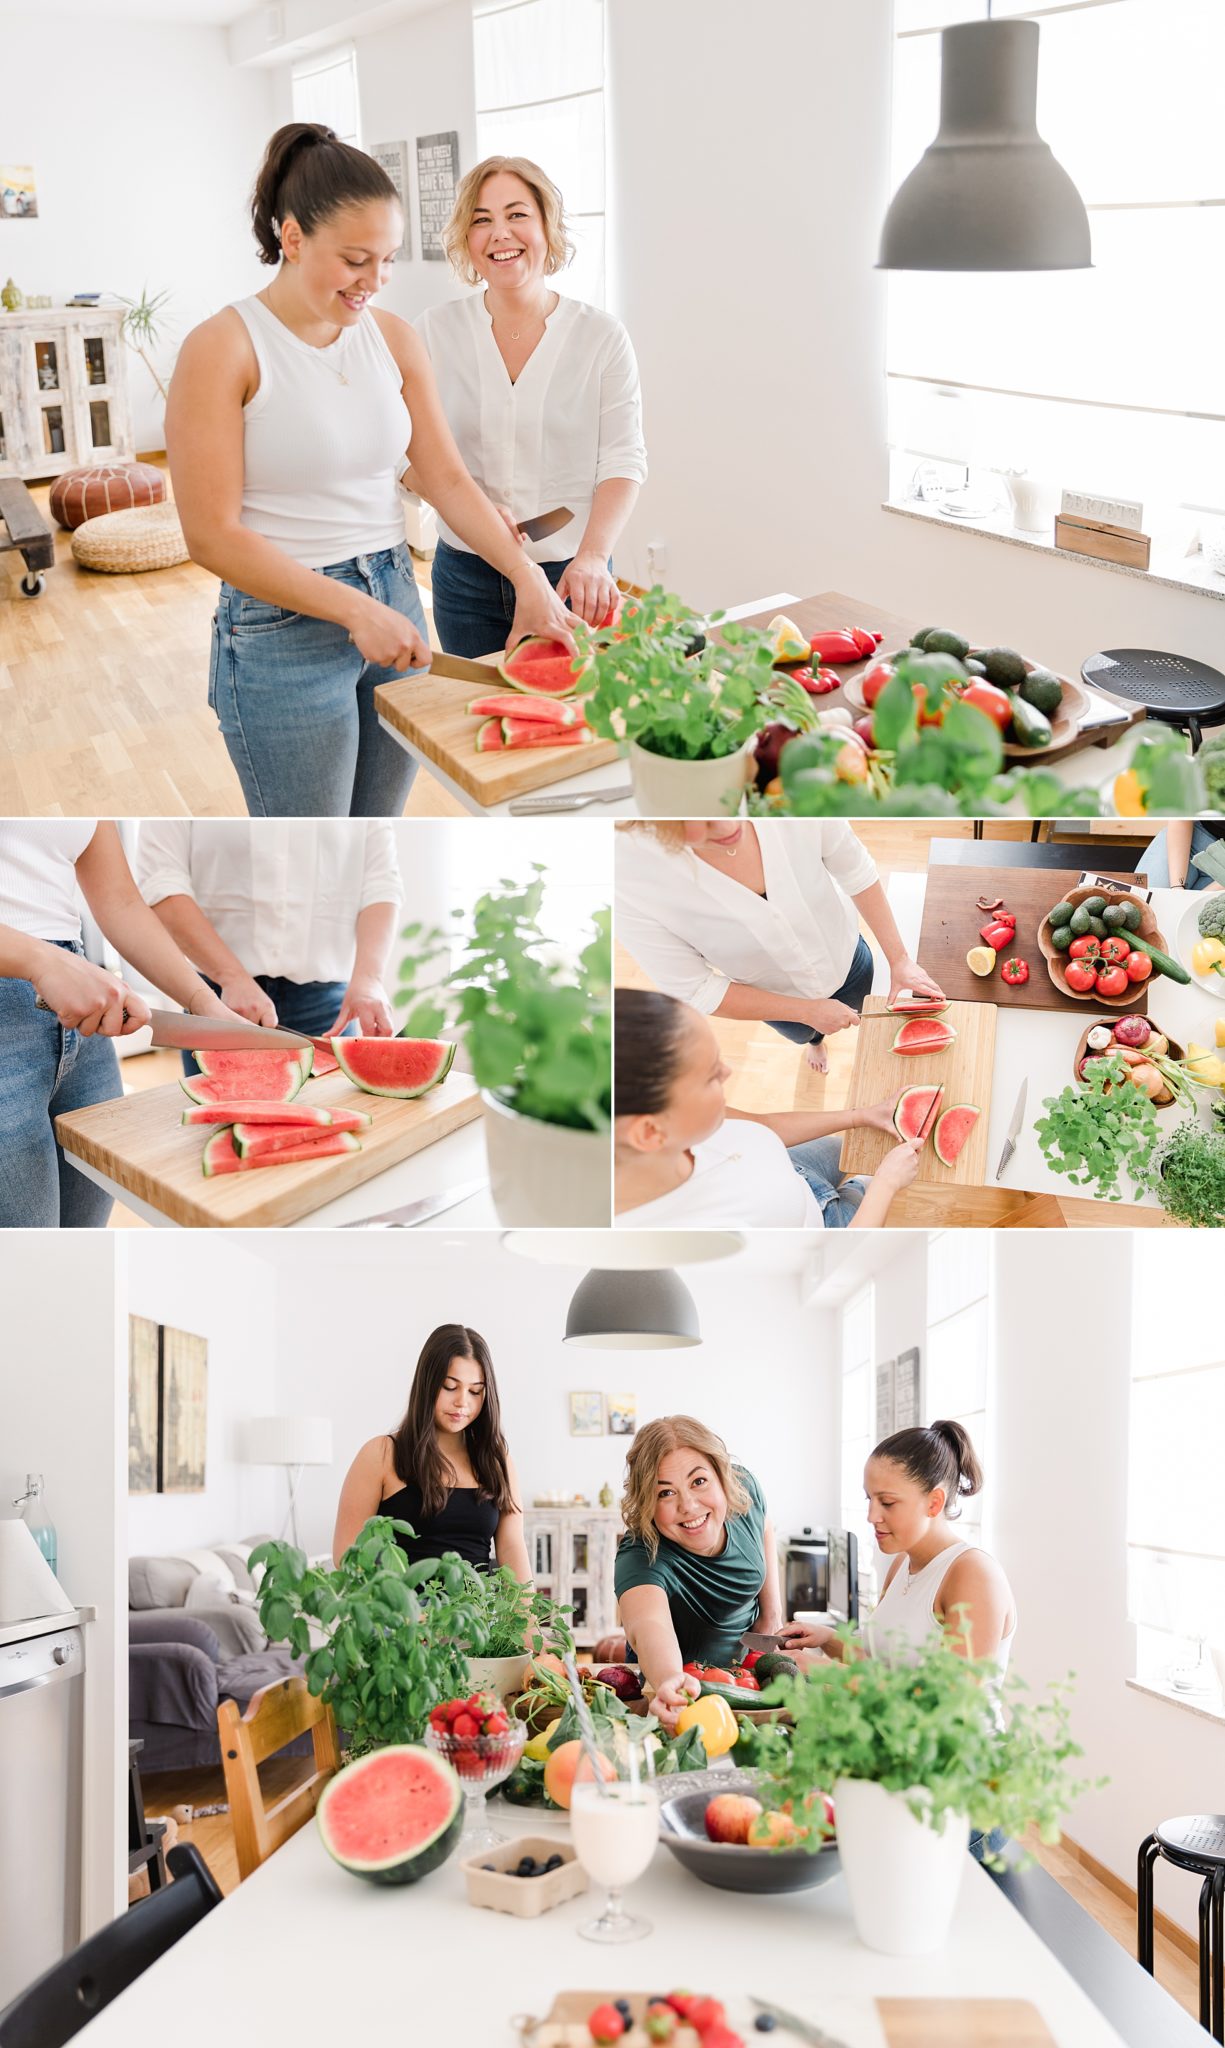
614,989,691,1118
251,122,399,265
872,1419,983,1519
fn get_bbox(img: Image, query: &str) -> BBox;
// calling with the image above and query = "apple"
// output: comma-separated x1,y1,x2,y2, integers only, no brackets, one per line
704,1793,762,1845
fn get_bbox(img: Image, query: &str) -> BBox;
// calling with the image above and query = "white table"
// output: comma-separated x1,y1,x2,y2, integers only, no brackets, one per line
75,1801,1132,2048
886,877,1220,1207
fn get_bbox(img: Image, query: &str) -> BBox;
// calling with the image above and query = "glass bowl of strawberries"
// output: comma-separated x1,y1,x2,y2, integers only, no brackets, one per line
426,1693,526,1850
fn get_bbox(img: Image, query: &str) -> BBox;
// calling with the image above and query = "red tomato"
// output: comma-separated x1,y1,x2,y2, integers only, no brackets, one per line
700,1666,734,1685
861,660,896,709
1065,959,1098,993
1100,935,1132,964
959,680,1013,733
912,681,947,727
1124,951,1152,981
1095,964,1130,997
1068,936,1103,960
730,1668,761,1691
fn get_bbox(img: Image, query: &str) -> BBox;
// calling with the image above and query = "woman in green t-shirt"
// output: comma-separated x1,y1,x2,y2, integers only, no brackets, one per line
612,1415,781,1729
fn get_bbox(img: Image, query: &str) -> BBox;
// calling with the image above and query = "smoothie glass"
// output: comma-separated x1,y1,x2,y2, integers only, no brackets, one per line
570,1777,658,1943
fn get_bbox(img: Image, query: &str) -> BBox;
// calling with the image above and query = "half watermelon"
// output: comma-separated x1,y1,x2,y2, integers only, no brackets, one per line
893,1084,944,1142
182,1047,311,1106
933,1103,981,1166
316,1745,463,1886
891,1017,957,1056
201,1128,362,1176
496,634,588,698
331,1037,456,1099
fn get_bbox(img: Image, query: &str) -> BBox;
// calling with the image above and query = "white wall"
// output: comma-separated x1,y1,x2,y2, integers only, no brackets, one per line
0,10,276,449
605,0,1222,674
0,1237,125,1933
125,1238,280,1556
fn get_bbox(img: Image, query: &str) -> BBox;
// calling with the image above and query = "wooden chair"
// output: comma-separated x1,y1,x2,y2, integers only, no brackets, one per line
217,1675,339,1882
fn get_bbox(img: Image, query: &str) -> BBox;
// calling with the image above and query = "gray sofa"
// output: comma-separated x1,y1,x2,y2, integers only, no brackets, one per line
129,1612,304,1775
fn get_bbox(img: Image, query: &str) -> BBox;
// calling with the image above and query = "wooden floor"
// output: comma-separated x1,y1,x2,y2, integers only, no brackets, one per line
0,462,463,818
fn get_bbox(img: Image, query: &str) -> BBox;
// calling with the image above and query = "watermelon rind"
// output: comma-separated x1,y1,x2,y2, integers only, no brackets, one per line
496,634,588,699
316,1745,463,1886
201,1128,361,1176
891,1018,957,1056
331,1037,456,1100
893,1084,944,1141
182,1101,334,1128
933,1103,981,1167
886,996,951,1016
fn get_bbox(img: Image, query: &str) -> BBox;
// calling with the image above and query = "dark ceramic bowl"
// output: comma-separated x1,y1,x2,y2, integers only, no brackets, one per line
657,1781,839,1895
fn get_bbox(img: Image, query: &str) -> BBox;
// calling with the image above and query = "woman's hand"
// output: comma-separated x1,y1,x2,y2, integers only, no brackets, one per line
507,567,578,657
857,1089,909,1137
557,550,619,629
888,957,944,1007
30,948,151,1038
217,970,278,1028
651,1670,701,1732
803,997,861,1037
777,1620,837,1654
187,985,265,1030
331,974,394,1037
874,1136,924,1192
496,506,526,547
347,594,432,672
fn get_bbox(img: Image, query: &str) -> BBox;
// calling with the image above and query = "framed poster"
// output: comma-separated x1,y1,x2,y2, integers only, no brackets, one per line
894,1347,922,1431
607,1393,637,1437
370,140,412,259
416,130,460,261
569,1391,605,1437
128,1316,160,1495
874,1356,896,1440
127,1317,208,1493
0,166,38,219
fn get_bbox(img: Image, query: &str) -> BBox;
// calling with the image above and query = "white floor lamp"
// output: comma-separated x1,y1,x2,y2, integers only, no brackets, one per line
241,1416,333,1550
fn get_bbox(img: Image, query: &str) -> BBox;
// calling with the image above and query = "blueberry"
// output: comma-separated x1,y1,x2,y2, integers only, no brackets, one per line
615,2002,633,2019
755,2018,777,2033
545,1854,563,1871
482,1863,496,1872
516,1857,536,1875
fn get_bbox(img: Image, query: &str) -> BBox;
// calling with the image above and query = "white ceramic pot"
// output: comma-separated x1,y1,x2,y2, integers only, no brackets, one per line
628,738,752,819
465,1652,530,1701
481,1091,610,1227
1002,473,1057,535
833,1777,970,1956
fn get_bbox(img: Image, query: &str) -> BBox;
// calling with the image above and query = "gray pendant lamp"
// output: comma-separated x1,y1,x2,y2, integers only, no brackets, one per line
878,14,1091,272
564,1268,700,1350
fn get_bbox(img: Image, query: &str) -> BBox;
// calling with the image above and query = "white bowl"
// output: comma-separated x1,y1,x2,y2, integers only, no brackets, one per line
1178,896,1225,1000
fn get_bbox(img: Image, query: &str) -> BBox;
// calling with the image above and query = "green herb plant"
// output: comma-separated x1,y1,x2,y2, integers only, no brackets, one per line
761,1622,1095,1865
1034,1055,1161,1201
395,868,610,1133
468,1564,574,1661
1152,1118,1225,1227
577,586,777,763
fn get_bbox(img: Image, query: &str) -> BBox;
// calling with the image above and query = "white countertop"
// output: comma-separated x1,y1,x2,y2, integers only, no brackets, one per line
0,1606,93,1647
75,1799,1130,2048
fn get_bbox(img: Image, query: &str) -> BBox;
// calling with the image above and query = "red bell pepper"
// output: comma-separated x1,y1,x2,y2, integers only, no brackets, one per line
792,664,842,696
809,626,882,664
740,1649,762,1668
1000,957,1029,985
980,918,1018,950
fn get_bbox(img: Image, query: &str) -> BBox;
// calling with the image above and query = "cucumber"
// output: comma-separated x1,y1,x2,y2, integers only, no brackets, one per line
1008,694,1052,749
1124,932,1191,984
697,1678,765,1710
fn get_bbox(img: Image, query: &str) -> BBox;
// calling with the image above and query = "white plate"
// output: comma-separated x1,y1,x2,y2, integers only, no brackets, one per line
1177,896,1225,1000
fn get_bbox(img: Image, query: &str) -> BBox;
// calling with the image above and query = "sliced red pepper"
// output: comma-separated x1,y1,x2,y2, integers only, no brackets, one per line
1000,957,1029,985
810,627,882,663
981,919,1018,950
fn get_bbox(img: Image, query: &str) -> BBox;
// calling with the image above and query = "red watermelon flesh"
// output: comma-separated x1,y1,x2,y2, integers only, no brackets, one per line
893,1084,944,1142
201,1128,362,1176
501,718,592,748
887,994,951,1016
496,635,588,699
307,1038,341,1075
182,1101,334,1128
184,1048,310,1104
234,1110,370,1159
331,1037,456,1099
467,691,582,725
933,1103,981,1167
891,1017,957,1056
315,1744,462,1886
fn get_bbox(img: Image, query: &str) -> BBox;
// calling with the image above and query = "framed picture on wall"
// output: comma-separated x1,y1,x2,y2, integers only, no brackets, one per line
875,1356,896,1439
416,130,460,261
569,1391,605,1437
127,1316,208,1493
128,1316,159,1495
607,1393,636,1436
0,166,38,219
370,140,412,259
894,1346,921,1431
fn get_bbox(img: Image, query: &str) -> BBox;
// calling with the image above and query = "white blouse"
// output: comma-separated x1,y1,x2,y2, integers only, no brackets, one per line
136,823,402,985
0,823,98,941
616,823,879,1014
615,1118,824,1230
414,292,647,563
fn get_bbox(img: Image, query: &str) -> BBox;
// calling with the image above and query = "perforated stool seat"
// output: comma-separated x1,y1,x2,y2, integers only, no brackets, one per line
1138,1813,1225,2039
1084,648,1225,752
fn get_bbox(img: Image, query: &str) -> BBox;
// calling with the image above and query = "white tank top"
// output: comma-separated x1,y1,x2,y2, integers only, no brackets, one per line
0,823,96,941
864,1540,1015,1679
233,296,411,571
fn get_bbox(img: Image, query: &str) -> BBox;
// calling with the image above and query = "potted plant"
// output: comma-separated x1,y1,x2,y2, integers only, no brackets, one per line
463,1567,574,1701
396,871,611,1226
762,1628,1090,1957
577,586,777,817
1153,1115,1225,1227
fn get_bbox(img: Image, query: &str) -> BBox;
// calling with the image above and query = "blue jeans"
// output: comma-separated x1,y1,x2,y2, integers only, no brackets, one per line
430,539,570,658
788,1134,867,1228
0,941,121,1228
766,934,876,1047
178,975,352,1079
1141,820,1221,890
209,543,427,817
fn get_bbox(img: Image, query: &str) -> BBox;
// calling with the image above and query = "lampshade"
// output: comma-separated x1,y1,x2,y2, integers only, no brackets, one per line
878,19,1092,273
241,1416,333,1467
502,1230,744,1268
564,1268,700,1349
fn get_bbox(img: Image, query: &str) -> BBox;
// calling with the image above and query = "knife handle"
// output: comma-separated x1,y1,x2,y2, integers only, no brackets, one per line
36,994,131,1023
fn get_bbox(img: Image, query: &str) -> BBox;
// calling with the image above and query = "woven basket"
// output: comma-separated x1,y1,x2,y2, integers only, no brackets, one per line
50,461,166,531
72,502,190,574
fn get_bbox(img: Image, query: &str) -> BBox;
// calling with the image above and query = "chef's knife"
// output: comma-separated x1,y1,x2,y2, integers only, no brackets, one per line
428,649,505,684
35,998,314,1054
995,1078,1028,1179
338,1178,489,1229
509,786,634,814
915,1084,945,1146
517,505,573,542
740,1632,782,1652
748,1996,849,2048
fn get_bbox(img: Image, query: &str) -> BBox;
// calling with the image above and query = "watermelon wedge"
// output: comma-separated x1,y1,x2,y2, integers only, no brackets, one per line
891,1017,957,1056
316,1744,462,1886
201,1128,362,1176
933,1104,981,1167
182,1101,334,1128
893,1083,944,1142
496,635,589,699
475,718,593,752
467,692,583,725
887,994,951,1016
233,1109,370,1160
331,1037,456,1099
306,1037,341,1076
182,1047,311,1105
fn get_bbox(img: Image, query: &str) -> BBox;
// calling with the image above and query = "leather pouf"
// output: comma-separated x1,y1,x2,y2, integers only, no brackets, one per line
49,461,166,531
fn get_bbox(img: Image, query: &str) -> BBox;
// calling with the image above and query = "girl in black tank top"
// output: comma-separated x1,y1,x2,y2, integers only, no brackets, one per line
380,1464,499,1570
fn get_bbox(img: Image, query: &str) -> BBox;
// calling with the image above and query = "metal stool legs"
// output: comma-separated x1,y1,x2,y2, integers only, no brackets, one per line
1212,1865,1225,2043
1137,1832,1160,1973
1140,1831,1225,2041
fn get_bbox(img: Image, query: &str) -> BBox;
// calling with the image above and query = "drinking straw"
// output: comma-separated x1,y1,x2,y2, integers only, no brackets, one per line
562,1650,612,1798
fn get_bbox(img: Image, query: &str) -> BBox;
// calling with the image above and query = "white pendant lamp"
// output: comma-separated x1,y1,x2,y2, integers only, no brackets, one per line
878,14,1091,273
564,1268,701,1350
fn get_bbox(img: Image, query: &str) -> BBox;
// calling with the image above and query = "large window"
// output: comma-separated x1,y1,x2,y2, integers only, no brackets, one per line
886,1,1225,559
292,46,361,144
924,1233,992,1549
839,1284,876,1577
473,0,606,306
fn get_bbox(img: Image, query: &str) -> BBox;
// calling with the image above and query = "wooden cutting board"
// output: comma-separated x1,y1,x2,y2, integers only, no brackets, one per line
916,863,1150,1014
839,995,996,1186
375,653,620,806
54,1066,482,1227
877,1998,1056,2045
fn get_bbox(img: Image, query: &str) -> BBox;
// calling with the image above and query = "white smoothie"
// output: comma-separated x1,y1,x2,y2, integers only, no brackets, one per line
570,1783,659,1888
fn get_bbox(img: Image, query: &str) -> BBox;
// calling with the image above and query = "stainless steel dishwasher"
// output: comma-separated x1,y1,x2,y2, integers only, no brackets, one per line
0,1624,85,2009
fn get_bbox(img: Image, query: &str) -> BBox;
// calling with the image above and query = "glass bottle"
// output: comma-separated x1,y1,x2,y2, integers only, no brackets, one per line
13,1474,57,1577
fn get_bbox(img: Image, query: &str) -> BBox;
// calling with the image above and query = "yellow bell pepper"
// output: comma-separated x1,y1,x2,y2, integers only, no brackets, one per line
1215,1017,1225,1051
675,1692,738,1758
1183,1042,1225,1088
1192,937,1225,980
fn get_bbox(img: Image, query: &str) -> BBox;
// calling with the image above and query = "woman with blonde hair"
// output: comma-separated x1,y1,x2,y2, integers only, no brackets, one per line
411,155,647,655
610,1416,781,1730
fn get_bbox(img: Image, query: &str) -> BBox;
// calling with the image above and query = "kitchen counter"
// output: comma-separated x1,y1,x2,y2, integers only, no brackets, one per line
0,1606,93,1648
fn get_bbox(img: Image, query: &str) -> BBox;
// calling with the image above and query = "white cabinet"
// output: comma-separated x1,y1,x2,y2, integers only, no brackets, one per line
0,307,133,481
526,1507,621,1643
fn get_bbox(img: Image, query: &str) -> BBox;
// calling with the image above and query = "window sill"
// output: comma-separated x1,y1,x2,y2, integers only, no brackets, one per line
1126,1676,1225,1726
883,497,1225,605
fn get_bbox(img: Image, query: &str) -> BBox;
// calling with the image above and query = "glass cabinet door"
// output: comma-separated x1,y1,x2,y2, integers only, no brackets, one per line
83,337,108,387
33,340,60,393
41,406,65,456
89,400,112,449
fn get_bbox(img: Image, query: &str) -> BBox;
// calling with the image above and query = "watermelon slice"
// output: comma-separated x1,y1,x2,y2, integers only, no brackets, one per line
891,1017,957,1056
315,1744,462,1886
182,1101,335,1128
887,993,951,1016
933,1104,981,1167
201,1128,362,1176
893,1083,944,1142
306,1037,341,1076
496,635,589,699
182,1047,311,1106
330,1037,456,1099
475,718,593,752
234,1110,370,1160
467,692,583,726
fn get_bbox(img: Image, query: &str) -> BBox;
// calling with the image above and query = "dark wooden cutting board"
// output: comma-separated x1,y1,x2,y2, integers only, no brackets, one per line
916,863,1150,1013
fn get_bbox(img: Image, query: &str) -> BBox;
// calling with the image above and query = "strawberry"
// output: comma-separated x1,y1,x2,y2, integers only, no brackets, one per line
587,2004,624,2044
450,1711,479,1739
667,1993,698,2018
687,1998,726,2032
701,2028,745,2048
645,2004,677,2043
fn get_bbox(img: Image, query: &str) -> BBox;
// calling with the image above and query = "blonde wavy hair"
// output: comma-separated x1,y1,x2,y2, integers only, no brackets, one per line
621,1416,751,1563
617,822,687,850
442,155,573,286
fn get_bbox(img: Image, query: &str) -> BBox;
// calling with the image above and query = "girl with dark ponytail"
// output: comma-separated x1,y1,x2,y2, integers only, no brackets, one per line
166,123,575,818
778,1419,1016,1671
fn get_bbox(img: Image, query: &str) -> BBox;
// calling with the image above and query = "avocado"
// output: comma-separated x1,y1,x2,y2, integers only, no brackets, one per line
1082,895,1108,917
909,626,938,649
1121,901,1142,931
1069,906,1092,936
1019,670,1062,718
1050,926,1074,952
1048,902,1075,928
753,1652,800,1685
963,656,987,677
922,628,970,660
1103,905,1129,930
1088,916,1109,940
979,646,1028,690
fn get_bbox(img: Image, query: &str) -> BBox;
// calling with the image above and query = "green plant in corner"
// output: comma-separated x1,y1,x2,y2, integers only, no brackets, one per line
1152,1117,1225,1228
575,585,777,762
115,285,173,400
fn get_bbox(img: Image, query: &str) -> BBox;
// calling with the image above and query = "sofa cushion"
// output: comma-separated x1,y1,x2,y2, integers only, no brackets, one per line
129,1554,197,1611
128,1610,222,1662
216,1648,302,1714
129,1639,220,1734
213,1544,258,1593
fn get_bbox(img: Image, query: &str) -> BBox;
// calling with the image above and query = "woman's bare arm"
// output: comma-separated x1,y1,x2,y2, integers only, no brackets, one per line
493,1455,533,1586
332,1437,391,1563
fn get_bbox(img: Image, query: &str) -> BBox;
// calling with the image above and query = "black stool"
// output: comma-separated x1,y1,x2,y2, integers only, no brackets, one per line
1083,649,1225,752
1138,1814,1225,2040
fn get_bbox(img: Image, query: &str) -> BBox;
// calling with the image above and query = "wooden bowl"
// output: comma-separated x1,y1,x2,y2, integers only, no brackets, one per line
1038,886,1166,1008
1072,1018,1185,1086
967,650,1089,758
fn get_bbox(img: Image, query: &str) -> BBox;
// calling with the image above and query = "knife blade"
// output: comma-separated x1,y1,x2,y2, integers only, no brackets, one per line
995,1077,1028,1179
517,505,573,542
748,1996,849,2048
915,1084,945,1145
338,1178,488,1229
509,786,634,814
428,649,503,684
35,998,314,1053
740,1632,782,1652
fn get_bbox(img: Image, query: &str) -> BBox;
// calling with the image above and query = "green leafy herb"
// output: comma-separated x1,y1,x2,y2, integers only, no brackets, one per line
1153,1118,1225,1227
576,586,777,763
1034,1055,1161,1201
463,1564,574,1661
